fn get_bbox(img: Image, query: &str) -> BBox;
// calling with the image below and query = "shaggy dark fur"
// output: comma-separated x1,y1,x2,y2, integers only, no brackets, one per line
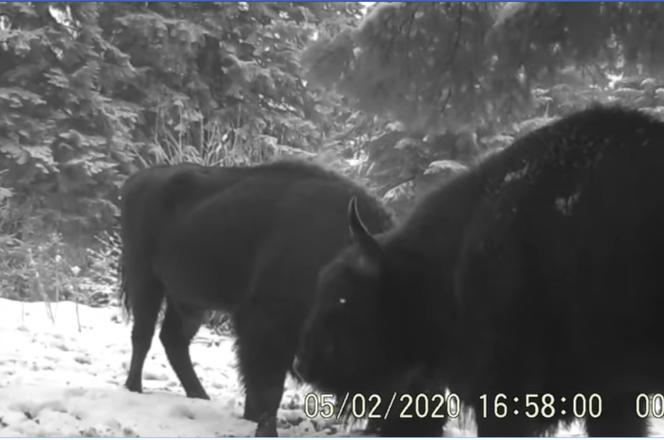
119,160,393,436
295,106,664,436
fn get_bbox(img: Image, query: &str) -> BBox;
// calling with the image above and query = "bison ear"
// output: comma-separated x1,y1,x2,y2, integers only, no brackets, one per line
348,196,383,261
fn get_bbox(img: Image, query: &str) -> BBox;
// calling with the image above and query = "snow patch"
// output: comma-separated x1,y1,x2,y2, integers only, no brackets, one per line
0,298,662,436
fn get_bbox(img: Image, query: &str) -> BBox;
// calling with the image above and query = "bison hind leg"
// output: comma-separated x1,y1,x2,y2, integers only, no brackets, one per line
125,276,164,394
160,301,209,399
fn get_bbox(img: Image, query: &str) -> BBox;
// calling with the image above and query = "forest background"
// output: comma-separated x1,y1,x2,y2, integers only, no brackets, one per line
1,2,664,319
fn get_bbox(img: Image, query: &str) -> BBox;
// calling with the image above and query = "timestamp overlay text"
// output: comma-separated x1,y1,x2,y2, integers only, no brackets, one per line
303,392,664,420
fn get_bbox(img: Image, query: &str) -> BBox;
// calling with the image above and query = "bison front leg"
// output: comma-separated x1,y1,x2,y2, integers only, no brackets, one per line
251,384,283,437
235,305,295,437
238,354,287,437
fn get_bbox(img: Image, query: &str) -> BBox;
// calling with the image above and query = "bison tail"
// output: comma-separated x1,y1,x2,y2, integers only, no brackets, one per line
118,245,131,318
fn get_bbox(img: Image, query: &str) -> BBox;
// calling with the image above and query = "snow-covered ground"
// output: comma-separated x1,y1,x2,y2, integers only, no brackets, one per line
0,298,327,437
0,298,660,437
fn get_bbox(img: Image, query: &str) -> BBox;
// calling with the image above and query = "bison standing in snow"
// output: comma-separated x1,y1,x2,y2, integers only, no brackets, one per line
119,160,393,436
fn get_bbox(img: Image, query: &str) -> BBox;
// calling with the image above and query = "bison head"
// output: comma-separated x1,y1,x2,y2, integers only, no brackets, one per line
294,197,416,394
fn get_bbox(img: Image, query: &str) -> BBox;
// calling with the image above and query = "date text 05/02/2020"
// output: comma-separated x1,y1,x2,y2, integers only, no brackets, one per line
303,392,461,420
304,392,664,420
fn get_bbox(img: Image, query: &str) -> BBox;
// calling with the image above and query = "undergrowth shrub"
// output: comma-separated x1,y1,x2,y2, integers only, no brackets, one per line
0,195,121,309
0,230,73,302
78,230,122,308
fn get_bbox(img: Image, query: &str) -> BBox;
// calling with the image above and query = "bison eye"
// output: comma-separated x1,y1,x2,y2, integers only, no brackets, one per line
338,297,347,305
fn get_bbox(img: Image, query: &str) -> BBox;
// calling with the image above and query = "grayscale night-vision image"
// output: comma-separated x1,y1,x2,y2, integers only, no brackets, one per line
2,2,664,437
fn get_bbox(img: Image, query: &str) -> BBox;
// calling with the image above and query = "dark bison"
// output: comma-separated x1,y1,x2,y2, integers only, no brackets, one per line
295,106,664,436
119,160,392,436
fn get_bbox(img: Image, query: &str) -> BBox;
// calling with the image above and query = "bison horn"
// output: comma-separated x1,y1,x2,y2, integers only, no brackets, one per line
348,197,382,259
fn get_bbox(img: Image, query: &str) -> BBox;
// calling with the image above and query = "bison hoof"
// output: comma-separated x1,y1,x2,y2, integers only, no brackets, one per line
124,381,142,393
254,415,277,437
186,391,210,400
